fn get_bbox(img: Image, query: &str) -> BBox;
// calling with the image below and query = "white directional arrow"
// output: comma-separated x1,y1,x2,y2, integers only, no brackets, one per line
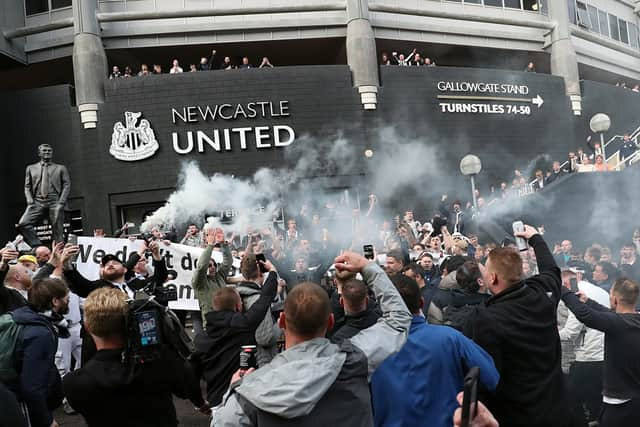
532,94,544,108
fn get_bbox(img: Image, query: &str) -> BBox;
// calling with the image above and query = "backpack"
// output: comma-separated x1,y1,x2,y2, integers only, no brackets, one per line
442,304,477,337
0,313,24,384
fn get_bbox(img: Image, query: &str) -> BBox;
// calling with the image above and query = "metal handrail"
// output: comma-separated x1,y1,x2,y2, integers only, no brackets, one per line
610,149,640,171
527,159,570,188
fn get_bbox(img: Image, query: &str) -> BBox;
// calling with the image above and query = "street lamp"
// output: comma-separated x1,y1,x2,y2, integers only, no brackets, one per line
460,154,482,209
589,113,611,162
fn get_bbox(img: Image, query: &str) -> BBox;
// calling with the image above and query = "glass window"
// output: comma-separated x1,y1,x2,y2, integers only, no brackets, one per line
598,10,609,37
576,2,590,29
619,19,629,44
609,14,620,41
523,0,538,11
504,0,521,9
629,24,639,48
465,0,482,4
587,5,599,32
568,0,576,25
25,0,48,15
538,0,548,15
484,0,503,6
52,0,72,8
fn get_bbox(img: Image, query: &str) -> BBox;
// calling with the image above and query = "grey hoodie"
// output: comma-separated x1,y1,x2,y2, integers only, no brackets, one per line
236,280,281,367
212,262,411,426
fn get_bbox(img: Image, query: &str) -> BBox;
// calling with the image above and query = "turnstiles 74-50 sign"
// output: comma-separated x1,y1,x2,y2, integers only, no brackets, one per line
436,81,544,115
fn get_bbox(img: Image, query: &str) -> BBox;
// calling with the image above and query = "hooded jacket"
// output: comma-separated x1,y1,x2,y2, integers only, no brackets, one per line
191,272,278,406
192,243,233,322
236,279,281,367
10,305,61,427
330,304,381,344
212,262,412,427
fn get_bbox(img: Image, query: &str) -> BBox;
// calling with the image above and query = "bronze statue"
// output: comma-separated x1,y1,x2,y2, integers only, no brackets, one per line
18,144,71,246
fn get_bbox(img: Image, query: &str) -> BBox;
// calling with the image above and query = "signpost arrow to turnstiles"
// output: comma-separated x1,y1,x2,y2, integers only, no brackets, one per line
532,94,544,108
437,94,545,108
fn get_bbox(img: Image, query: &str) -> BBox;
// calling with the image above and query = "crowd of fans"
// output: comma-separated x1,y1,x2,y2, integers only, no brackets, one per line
2,191,640,427
380,49,437,67
615,81,640,92
493,133,640,200
109,49,275,79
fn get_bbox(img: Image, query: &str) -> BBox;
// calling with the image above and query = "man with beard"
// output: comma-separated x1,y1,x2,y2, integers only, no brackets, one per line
4,278,70,427
55,242,167,363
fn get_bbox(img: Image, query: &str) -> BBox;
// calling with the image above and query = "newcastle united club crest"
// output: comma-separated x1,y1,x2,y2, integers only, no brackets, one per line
110,112,159,161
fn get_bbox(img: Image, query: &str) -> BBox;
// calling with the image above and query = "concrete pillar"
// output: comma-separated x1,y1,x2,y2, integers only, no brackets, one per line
547,0,582,115
346,0,379,110
72,0,107,129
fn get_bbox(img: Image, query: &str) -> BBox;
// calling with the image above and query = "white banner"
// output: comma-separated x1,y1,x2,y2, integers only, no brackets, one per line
76,237,237,311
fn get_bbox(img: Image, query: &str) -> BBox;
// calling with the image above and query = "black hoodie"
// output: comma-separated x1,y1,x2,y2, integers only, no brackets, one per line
190,271,277,405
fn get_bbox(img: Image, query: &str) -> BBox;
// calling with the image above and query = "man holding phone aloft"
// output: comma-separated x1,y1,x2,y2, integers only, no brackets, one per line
472,224,568,427
192,228,233,324
190,259,278,407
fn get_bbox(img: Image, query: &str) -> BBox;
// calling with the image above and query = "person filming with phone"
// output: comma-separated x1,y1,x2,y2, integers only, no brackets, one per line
472,223,569,427
190,258,278,407
212,251,412,426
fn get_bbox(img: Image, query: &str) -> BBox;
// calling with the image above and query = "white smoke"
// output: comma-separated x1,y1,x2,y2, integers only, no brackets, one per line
140,127,450,238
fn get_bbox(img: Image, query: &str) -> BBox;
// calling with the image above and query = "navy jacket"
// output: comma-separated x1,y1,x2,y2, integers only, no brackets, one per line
10,306,61,427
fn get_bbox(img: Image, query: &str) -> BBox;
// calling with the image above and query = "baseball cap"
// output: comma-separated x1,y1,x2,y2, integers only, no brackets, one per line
18,255,37,264
101,254,124,267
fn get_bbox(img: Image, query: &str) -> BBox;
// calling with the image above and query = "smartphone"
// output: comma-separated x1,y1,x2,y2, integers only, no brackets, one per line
461,367,480,427
512,221,528,252
569,277,579,293
255,253,268,273
363,244,374,260
67,234,79,263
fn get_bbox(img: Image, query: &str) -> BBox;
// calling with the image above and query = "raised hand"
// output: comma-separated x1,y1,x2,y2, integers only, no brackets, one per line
334,251,370,273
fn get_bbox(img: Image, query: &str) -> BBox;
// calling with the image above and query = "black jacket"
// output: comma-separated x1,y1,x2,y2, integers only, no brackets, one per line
562,290,640,400
273,261,332,291
472,234,567,427
56,260,166,364
330,304,381,344
190,272,278,406
63,347,204,427
544,170,565,185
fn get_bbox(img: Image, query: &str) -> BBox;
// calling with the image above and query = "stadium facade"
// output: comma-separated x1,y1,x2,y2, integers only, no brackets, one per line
1,0,640,241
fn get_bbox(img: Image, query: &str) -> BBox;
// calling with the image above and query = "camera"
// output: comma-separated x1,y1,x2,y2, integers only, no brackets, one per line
124,293,193,366
139,279,178,306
